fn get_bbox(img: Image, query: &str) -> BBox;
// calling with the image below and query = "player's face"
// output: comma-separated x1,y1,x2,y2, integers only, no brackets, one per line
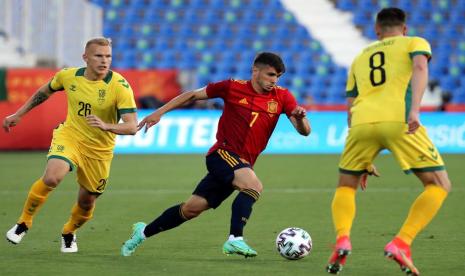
253,65,282,92
83,44,112,77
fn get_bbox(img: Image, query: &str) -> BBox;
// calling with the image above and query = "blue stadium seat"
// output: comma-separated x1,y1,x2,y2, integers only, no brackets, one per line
417,0,433,10
337,0,355,11
451,87,465,104
96,0,465,105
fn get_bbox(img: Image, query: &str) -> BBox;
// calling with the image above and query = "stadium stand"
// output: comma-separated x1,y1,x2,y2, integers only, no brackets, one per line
1,0,463,106
90,0,465,106
335,0,465,104
91,0,348,105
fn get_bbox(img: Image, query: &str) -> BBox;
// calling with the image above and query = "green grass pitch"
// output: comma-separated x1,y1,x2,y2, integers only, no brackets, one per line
0,152,463,275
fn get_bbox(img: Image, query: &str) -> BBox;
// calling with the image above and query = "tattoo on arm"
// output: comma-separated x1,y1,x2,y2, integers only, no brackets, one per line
27,91,50,111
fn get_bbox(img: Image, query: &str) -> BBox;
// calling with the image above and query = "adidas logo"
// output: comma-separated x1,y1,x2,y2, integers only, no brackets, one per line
239,98,249,105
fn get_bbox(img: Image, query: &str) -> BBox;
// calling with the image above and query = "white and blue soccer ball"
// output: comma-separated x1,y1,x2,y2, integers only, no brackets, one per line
275,227,312,260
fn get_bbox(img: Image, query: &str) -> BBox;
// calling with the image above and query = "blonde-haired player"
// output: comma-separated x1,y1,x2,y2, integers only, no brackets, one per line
326,8,451,276
3,37,137,253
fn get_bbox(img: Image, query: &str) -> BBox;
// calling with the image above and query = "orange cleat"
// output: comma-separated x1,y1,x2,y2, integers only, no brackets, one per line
384,238,420,276
326,236,352,274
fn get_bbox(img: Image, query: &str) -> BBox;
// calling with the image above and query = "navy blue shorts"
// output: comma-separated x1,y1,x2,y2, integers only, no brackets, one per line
193,149,251,209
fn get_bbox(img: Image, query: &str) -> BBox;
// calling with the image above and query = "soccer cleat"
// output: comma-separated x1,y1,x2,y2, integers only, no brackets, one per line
326,236,352,274
222,239,258,258
61,233,78,253
6,222,28,244
384,238,420,276
121,222,147,257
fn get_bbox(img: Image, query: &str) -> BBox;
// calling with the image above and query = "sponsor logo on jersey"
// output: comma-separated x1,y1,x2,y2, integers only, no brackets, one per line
239,98,249,105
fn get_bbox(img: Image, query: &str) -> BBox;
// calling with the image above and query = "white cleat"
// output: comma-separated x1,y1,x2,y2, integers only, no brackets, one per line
61,233,78,253
6,223,28,244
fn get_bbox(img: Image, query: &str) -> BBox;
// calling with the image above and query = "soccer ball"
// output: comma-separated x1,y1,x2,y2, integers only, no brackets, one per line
275,227,312,260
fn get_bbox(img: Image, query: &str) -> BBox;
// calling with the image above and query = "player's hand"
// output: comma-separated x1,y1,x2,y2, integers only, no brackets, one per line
2,114,21,133
86,115,108,131
291,106,307,120
406,111,420,134
360,164,380,191
137,113,161,133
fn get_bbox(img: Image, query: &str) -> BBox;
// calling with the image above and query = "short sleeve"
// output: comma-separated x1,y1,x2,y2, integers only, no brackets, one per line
282,89,298,117
345,63,358,97
48,69,66,92
409,37,432,60
206,79,231,99
115,77,137,114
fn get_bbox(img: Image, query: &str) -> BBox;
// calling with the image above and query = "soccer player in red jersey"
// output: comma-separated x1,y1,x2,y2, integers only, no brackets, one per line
121,52,311,257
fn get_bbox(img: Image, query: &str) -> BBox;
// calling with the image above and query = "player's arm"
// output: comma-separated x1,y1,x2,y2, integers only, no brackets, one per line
289,106,311,136
346,97,355,128
407,54,429,134
137,87,209,132
86,112,137,135
2,82,56,132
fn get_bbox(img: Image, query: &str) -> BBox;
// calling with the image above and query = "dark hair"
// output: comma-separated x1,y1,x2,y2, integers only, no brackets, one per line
376,7,406,28
253,52,286,74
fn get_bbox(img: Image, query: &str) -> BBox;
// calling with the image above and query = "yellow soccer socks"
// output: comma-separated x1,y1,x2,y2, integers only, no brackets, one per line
18,178,54,228
332,186,357,238
62,203,95,234
397,185,448,245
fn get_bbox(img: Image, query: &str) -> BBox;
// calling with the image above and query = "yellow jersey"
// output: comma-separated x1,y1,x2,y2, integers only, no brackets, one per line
346,36,431,126
49,67,137,159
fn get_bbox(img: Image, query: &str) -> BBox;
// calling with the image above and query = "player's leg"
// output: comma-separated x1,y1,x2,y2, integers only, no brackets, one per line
61,187,98,253
397,170,450,245
327,124,381,274
121,174,214,257
327,174,359,274
6,158,71,244
144,194,209,238
221,166,261,257
60,155,107,253
384,124,449,275
203,149,258,257
384,171,449,276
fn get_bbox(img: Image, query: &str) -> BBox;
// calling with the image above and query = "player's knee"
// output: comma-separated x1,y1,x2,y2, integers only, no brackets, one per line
248,179,263,194
417,170,452,192
235,178,263,193
180,206,202,220
181,203,206,220
241,188,261,201
436,177,452,192
78,200,95,211
42,175,63,187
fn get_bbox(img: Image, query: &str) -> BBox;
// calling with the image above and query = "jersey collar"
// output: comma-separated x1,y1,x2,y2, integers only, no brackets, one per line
75,67,113,84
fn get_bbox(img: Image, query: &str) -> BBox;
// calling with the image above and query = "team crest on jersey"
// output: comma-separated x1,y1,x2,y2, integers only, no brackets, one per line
267,99,278,115
56,145,65,153
69,84,77,92
267,99,278,117
98,89,106,105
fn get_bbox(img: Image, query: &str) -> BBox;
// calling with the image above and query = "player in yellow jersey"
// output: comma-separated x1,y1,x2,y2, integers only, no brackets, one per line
326,8,451,275
2,37,137,253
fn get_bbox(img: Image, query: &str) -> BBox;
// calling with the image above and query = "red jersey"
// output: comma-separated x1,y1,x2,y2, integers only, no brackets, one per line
206,79,297,165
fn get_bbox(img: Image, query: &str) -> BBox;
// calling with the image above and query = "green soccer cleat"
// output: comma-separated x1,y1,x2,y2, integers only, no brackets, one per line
121,222,146,257
223,239,258,258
